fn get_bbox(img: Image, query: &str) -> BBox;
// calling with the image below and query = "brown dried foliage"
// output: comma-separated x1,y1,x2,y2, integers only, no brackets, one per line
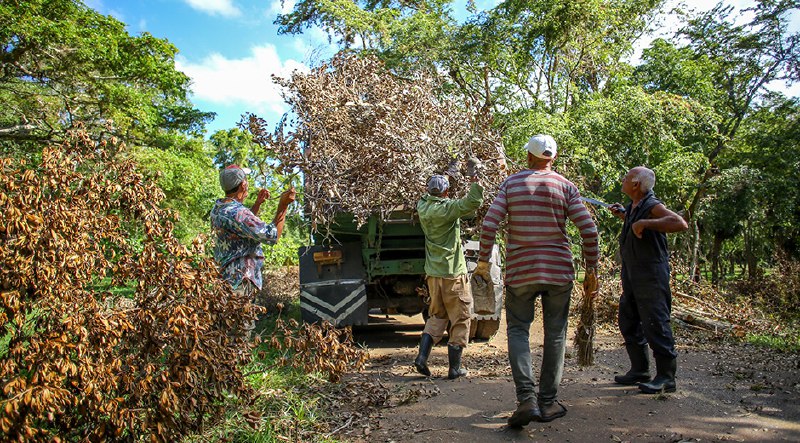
266,318,367,382
574,268,600,366
244,52,508,231
0,128,255,441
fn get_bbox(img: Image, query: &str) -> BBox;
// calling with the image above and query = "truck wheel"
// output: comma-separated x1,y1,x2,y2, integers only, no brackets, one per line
472,319,501,340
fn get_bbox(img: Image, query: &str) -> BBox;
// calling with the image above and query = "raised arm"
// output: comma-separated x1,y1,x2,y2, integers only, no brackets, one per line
443,181,484,220
271,187,296,241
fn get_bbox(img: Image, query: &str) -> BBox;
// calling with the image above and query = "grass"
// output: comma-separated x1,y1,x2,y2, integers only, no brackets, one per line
184,300,341,443
745,332,800,352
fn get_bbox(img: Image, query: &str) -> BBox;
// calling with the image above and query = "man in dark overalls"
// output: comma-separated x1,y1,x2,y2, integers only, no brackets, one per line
610,166,688,394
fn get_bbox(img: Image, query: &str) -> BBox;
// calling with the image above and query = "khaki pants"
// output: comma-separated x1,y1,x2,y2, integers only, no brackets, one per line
423,275,472,347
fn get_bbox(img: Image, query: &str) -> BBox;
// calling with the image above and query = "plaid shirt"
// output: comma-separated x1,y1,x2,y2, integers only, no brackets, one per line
210,198,278,289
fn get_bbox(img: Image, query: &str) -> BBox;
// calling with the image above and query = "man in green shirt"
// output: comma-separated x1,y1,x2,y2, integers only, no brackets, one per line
413,172,483,379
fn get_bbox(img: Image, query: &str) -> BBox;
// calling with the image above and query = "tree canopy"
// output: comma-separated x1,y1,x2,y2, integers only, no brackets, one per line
0,0,213,149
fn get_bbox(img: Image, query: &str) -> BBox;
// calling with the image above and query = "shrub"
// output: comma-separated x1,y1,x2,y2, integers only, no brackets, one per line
0,128,256,441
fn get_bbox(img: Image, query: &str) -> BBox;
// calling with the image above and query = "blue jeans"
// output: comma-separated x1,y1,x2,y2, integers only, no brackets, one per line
506,282,573,404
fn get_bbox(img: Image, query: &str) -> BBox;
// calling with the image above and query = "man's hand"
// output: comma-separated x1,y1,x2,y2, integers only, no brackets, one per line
444,158,461,180
256,188,270,203
583,267,598,299
251,188,270,215
466,157,483,182
473,261,491,282
609,203,626,220
632,220,646,238
278,187,296,208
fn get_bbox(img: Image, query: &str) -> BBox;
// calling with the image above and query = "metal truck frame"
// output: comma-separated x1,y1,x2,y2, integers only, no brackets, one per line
299,211,503,339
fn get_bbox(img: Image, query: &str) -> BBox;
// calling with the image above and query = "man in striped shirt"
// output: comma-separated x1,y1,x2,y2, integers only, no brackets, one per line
474,134,598,426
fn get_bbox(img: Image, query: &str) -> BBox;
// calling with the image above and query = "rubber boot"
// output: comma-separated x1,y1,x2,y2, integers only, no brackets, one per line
614,343,651,385
639,356,676,394
447,344,468,379
414,333,434,376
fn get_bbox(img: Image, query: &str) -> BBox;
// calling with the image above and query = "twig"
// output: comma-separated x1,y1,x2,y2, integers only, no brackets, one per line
326,415,354,436
414,427,453,434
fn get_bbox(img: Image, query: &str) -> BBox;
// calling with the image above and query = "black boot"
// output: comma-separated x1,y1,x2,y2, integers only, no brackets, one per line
614,343,651,385
447,344,467,379
639,356,676,394
507,399,541,427
414,333,434,376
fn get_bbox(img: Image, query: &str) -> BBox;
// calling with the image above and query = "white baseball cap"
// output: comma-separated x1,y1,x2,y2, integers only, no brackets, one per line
525,134,557,159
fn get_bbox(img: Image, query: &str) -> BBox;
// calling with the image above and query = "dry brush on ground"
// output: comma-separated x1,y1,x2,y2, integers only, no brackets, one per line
0,128,257,441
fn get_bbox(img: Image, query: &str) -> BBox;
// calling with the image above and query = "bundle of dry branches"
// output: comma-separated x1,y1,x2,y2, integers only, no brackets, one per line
244,52,508,231
575,269,600,366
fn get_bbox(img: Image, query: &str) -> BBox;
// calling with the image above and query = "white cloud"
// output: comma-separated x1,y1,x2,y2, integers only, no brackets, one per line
183,0,241,17
176,44,308,118
269,0,296,16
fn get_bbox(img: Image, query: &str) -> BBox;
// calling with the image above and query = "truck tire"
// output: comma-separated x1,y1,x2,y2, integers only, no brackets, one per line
471,319,501,340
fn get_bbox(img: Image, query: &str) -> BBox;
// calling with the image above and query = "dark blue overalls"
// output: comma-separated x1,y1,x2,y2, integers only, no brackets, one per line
618,191,677,360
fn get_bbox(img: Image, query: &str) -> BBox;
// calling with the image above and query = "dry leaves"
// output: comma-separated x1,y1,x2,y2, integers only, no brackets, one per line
266,318,368,382
0,127,255,441
243,52,508,233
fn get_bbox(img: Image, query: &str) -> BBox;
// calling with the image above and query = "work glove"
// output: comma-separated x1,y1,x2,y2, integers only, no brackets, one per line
444,158,461,179
465,157,483,179
473,260,491,282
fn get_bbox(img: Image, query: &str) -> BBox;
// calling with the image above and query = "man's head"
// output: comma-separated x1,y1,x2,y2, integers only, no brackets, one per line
621,166,655,198
525,134,557,169
219,164,251,196
427,175,449,196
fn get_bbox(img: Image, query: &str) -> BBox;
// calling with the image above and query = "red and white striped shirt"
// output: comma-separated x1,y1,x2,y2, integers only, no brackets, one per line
479,169,598,287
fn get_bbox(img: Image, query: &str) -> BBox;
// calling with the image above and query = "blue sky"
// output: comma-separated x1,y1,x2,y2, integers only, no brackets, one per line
85,0,799,136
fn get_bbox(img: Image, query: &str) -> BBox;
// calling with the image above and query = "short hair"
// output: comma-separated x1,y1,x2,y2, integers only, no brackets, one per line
632,167,656,192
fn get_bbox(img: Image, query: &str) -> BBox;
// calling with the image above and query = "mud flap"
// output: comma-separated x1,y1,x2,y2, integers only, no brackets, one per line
299,242,368,326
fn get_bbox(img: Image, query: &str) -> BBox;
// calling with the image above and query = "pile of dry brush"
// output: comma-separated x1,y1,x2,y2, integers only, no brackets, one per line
243,52,509,232
0,128,256,441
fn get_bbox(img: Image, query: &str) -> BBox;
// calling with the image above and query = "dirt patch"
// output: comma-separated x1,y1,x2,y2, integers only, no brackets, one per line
333,312,800,442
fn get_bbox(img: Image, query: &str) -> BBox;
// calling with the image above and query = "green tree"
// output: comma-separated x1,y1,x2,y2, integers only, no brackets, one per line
1,0,221,240
736,94,800,261
0,0,213,148
635,0,800,217
276,0,663,115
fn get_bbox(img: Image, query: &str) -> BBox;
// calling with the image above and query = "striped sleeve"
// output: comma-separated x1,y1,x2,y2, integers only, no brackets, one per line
566,188,599,268
478,180,507,262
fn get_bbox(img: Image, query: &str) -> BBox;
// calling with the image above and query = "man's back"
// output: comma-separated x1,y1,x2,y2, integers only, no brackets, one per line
417,182,483,277
479,170,598,287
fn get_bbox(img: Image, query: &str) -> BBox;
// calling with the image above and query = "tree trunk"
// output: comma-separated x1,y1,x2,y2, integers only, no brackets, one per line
689,220,701,282
711,233,723,286
744,218,759,279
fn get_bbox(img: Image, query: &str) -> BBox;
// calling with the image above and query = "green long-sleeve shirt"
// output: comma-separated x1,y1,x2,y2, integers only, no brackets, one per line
416,182,484,277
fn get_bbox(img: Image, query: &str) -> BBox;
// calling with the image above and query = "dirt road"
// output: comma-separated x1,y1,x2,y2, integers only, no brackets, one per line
341,311,800,442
